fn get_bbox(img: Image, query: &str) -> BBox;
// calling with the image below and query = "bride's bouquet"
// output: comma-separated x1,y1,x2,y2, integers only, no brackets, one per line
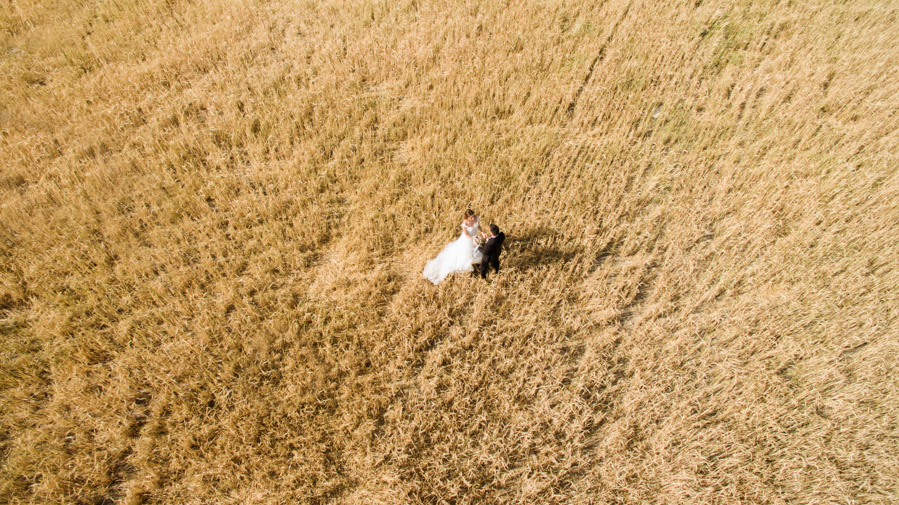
473,234,486,247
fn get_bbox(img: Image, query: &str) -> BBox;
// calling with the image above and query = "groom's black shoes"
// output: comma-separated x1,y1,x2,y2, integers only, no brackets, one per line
476,231,505,279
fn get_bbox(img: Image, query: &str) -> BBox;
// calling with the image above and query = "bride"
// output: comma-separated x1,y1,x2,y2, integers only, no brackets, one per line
423,209,485,285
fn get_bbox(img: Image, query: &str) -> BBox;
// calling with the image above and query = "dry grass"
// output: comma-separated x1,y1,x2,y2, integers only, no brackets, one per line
2,0,898,503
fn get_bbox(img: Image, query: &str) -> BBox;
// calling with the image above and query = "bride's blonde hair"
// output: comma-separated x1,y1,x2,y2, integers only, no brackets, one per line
464,209,475,219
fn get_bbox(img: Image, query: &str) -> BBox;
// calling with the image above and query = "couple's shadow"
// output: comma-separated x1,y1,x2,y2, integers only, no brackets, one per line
501,227,579,272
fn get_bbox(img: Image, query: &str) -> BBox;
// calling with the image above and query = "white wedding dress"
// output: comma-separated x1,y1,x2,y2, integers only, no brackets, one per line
423,219,484,285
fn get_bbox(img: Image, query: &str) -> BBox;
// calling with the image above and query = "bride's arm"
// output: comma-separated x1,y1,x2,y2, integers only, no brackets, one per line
472,218,484,242
461,222,471,239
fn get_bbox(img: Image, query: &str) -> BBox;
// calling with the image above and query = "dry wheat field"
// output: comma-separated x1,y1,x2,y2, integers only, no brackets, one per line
1,0,898,503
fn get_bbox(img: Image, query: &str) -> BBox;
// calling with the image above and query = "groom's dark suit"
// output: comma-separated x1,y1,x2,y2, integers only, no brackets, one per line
477,232,505,278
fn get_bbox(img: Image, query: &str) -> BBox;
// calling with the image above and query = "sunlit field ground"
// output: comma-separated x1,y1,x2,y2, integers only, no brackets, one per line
2,0,898,503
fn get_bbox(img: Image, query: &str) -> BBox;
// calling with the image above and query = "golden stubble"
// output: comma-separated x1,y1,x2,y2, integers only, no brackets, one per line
1,0,898,503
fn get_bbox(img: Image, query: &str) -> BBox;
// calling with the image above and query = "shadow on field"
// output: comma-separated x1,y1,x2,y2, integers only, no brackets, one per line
504,227,579,271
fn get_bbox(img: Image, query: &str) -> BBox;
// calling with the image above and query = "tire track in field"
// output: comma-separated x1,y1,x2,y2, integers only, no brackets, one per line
566,0,633,118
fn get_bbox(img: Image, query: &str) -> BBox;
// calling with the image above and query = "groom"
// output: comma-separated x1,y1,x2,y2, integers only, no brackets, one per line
476,224,505,279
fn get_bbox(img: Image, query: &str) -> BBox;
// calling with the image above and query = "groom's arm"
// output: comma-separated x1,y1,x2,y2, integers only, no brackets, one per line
480,237,497,256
